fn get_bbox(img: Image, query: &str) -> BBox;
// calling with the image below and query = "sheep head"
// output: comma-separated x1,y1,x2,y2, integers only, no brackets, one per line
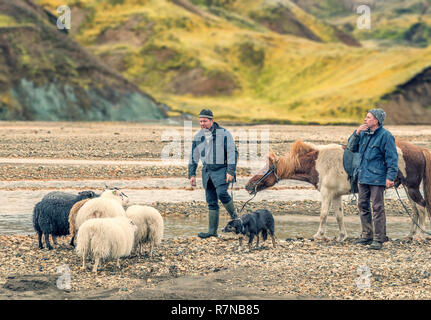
101,188,129,206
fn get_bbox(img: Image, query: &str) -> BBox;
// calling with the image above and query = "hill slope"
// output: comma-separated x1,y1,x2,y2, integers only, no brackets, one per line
0,0,166,121
27,0,431,123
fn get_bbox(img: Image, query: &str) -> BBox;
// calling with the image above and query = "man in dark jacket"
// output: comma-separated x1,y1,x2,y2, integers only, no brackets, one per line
188,109,239,238
346,108,398,250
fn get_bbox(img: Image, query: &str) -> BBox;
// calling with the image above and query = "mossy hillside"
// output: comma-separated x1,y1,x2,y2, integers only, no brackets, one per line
300,0,431,48
34,0,431,123
0,0,166,120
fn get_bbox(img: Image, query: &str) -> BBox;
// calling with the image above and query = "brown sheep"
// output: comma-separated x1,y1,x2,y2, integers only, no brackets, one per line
68,198,91,247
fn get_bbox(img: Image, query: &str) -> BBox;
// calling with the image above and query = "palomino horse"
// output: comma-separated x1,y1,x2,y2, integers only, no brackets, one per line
245,140,431,241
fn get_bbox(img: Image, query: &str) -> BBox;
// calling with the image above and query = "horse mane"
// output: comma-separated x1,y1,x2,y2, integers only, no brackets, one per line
276,141,317,178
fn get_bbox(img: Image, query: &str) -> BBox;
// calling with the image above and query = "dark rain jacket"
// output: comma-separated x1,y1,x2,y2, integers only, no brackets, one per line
346,125,398,186
188,122,238,189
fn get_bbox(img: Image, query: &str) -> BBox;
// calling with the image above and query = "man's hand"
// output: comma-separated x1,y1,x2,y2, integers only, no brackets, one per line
356,124,368,135
386,179,394,188
190,176,196,187
226,173,234,183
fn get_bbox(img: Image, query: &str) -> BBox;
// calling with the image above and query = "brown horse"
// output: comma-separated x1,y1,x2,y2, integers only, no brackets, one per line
245,140,431,241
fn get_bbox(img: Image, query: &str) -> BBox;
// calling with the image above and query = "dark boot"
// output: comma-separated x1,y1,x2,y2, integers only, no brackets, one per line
354,238,373,245
368,240,382,250
222,200,238,219
198,209,219,238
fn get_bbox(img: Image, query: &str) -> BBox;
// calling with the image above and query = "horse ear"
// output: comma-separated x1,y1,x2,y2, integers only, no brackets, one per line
267,148,276,163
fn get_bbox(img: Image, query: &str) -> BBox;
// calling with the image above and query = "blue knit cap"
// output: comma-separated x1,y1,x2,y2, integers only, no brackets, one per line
368,108,386,125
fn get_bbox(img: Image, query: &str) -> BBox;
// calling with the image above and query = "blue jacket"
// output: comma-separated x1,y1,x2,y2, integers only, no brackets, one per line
346,126,398,186
188,122,238,189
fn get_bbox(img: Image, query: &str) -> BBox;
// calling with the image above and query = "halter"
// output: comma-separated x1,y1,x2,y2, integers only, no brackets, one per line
237,160,279,214
249,161,279,195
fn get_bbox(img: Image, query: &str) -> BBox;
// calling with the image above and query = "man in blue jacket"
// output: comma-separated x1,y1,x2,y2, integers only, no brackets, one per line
346,108,398,250
188,109,238,238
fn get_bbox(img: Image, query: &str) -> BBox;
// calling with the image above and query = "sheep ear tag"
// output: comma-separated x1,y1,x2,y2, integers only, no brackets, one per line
112,190,116,195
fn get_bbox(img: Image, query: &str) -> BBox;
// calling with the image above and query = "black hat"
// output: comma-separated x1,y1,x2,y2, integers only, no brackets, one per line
199,109,213,119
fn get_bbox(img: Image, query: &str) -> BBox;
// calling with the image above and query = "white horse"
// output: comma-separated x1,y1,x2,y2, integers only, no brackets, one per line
245,140,431,241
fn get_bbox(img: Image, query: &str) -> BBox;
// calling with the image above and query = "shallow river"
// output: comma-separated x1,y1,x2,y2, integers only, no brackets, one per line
0,178,418,239
0,212,417,240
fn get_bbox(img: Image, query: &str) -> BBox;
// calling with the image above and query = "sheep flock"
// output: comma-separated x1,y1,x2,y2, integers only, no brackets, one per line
32,186,164,274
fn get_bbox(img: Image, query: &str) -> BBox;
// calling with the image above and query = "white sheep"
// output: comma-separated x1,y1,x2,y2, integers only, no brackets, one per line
125,205,164,258
74,188,129,234
75,216,137,274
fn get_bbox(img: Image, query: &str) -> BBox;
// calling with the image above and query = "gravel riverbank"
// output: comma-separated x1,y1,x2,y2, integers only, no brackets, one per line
1,234,431,300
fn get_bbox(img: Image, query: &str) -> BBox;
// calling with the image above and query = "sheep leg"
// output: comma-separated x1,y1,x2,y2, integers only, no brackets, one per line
271,234,277,248
149,242,154,258
255,234,260,248
82,256,86,270
93,257,100,274
37,232,43,249
44,233,53,250
52,235,58,246
70,236,75,247
116,258,120,268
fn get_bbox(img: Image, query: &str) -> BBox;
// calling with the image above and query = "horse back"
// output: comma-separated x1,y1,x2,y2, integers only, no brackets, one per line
396,140,425,187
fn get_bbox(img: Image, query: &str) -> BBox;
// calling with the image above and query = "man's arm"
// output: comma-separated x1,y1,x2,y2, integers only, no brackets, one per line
188,139,200,180
225,130,238,178
384,134,398,183
346,130,361,152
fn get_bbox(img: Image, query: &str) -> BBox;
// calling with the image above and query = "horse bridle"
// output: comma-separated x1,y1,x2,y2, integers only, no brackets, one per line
249,161,279,195
238,160,279,214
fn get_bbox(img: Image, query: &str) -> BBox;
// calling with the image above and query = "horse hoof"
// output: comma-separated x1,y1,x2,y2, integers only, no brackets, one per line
313,235,330,242
336,234,347,242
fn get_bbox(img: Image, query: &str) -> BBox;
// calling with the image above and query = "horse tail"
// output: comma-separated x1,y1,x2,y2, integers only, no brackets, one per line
422,148,431,219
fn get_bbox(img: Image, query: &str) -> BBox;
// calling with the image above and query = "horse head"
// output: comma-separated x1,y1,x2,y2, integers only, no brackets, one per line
245,141,312,195
245,148,280,195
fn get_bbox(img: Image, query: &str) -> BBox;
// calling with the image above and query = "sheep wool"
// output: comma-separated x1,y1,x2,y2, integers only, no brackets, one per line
75,216,137,274
68,198,92,247
74,189,128,232
125,205,164,257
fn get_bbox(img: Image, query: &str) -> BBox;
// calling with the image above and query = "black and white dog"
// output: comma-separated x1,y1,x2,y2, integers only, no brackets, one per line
222,209,276,250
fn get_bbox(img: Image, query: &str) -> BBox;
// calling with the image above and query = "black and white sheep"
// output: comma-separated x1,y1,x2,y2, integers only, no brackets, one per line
74,188,129,235
125,205,164,257
75,216,137,274
33,190,98,250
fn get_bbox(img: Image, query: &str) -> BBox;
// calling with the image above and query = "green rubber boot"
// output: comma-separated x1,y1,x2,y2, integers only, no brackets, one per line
222,199,238,219
198,209,219,238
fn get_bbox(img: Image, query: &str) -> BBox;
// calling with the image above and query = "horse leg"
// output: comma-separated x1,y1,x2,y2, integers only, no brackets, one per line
404,185,426,241
333,195,347,242
417,206,428,241
313,189,332,241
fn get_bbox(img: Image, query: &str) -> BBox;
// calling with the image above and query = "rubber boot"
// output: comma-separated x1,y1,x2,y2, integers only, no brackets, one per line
198,209,219,238
222,199,238,219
